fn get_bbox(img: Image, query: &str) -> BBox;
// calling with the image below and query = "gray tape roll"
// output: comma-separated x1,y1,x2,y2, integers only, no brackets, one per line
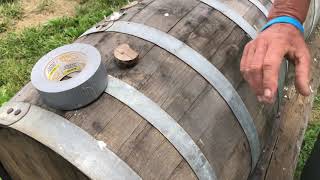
31,43,108,110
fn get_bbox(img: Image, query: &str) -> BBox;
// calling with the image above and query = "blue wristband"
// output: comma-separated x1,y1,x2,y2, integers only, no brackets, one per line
261,16,304,34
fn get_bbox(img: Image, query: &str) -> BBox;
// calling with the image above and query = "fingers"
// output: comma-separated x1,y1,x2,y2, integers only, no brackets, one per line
241,24,311,104
240,40,267,100
248,40,267,97
240,41,251,76
244,43,256,80
294,47,311,96
262,44,286,103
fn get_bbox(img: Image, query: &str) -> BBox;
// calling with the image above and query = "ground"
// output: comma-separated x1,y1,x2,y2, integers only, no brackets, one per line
0,0,78,34
15,0,77,30
0,0,319,179
294,27,320,178
0,0,126,105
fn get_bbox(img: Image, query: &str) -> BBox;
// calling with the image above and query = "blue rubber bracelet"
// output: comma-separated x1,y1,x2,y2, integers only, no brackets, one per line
261,16,304,34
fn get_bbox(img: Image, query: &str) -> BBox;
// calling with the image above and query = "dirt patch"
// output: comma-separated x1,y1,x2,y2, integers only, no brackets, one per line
15,0,78,30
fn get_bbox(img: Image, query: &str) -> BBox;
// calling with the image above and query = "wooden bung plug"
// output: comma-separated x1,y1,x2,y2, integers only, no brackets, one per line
114,44,139,68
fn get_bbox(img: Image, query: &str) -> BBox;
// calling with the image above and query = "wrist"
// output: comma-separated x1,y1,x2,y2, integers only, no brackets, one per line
268,0,310,23
261,16,304,34
268,13,304,24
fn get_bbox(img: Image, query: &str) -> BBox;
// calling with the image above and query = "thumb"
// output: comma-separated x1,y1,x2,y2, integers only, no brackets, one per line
294,48,311,96
262,47,286,103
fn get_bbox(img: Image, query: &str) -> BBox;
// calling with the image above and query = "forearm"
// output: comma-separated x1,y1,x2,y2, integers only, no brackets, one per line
268,0,311,23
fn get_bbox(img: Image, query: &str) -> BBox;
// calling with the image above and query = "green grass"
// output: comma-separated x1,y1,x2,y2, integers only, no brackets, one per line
34,0,54,13
295,93,320,179
0,0,127,105
0,19,10,33
0,0,15,4
0,0,319,179
0,0,22,33
0,1,22,18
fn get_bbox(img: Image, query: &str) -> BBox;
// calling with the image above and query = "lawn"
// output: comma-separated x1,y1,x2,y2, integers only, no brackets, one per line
0,0,126,105
0,0,320,179
0,0,22,33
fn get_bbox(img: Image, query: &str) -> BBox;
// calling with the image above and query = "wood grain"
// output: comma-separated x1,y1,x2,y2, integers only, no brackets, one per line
1,0,314,179
0,128,89,180
250,26,320,180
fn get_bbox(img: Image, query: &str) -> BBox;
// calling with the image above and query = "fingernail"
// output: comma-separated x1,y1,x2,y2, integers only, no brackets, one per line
264,89,272,98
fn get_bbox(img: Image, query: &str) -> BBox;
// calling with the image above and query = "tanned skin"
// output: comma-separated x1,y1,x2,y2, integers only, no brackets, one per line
240,0,311,103
269,0,311,22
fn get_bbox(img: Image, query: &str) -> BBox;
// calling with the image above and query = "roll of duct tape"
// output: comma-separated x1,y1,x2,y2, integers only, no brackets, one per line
31,43,108,110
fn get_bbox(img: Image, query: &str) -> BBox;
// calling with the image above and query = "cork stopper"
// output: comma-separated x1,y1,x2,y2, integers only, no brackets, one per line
114,43,139,68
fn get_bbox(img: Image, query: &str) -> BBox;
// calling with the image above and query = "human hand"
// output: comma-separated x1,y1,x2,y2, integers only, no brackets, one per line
240,23,311,103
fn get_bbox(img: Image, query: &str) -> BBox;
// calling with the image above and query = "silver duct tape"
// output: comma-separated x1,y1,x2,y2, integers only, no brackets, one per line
31,43,108,110
1,76,217,180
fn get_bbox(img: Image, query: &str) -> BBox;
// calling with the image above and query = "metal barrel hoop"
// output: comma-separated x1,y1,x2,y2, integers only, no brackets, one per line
248,0,269,17
200,0,287,112
81,20,261,170
106,76,217,180
200,0,258,39
0,102,142,180
0,74,218,180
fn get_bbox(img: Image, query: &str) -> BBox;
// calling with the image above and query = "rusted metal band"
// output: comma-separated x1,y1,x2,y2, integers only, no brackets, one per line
0,102,141,180
106,76,217,180
80,21,260,170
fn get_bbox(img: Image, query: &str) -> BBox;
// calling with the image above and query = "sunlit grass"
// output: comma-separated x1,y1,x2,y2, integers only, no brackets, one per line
0,0,22,33
0,0,127,105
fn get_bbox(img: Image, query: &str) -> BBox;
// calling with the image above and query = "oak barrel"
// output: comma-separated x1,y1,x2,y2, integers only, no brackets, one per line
0,0,319,179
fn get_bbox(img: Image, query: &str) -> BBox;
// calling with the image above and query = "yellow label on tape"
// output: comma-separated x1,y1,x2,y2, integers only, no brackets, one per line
47,64,61,80
63,65,82,76
45,52,86,81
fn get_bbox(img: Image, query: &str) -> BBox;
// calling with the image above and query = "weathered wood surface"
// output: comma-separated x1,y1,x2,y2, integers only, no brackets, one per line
250,27,320,180
0,0,316,179
0,128,89,180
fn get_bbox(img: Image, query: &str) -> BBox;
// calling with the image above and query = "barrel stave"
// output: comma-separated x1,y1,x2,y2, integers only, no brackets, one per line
0,0,294,179
73,1,268,178
0,128,89,180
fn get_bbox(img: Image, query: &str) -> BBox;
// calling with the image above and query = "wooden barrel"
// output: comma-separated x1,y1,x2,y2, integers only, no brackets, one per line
0,0,319,179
